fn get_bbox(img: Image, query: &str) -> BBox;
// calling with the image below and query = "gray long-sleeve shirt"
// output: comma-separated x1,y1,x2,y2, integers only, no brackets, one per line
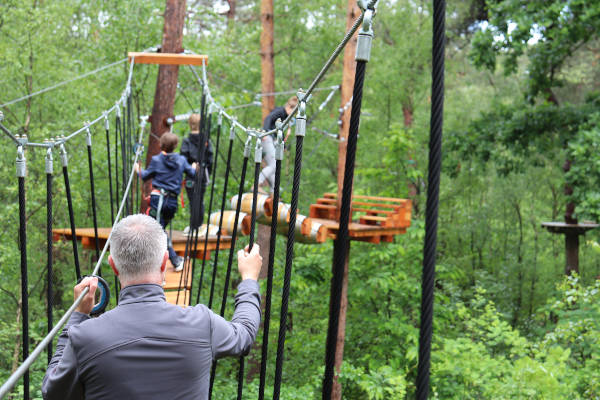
42,280,261,400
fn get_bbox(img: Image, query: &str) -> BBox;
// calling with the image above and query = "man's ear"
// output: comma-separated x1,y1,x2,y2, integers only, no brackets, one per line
108,255,119,276
160,252,168,273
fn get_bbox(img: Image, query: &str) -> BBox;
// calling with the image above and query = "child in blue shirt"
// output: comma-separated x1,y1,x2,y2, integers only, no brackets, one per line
135,132,196,271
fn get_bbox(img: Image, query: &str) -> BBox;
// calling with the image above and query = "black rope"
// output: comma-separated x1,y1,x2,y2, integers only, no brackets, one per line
195,118,222,305
273,134,305,400
322,60,366,399
105,122,115,225
63,163,81,280
208,151,249,399
87,135,101,268
46,164,53,365
258,158,282,400
18,175,29,400
115,113,121,207
417,1,445,398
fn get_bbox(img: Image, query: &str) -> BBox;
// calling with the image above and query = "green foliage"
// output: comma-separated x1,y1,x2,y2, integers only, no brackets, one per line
470,0,600,100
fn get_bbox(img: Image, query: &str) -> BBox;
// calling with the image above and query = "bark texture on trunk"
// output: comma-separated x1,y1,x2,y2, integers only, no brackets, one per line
142,0,187,211
260,0,275,121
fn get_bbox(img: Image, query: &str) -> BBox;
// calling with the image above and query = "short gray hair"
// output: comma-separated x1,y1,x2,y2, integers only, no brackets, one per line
110,214,167,280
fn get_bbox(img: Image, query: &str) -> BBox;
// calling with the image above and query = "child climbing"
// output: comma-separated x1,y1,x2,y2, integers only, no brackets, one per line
259,96,298,193
135,132,196,272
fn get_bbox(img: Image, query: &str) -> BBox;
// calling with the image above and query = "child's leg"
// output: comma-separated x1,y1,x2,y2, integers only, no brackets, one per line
150,194,179,264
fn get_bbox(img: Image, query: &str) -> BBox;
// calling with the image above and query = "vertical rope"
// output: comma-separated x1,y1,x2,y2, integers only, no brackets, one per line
208,152,249,400
258,158,282,400
62,163,81,280
87,133,101,266
115,113,121,207
105,121,115,224
417,1,445,398
273,134,305,399
322,60,366,400
46,159,53,364
194,118,222,305
18,175,29,400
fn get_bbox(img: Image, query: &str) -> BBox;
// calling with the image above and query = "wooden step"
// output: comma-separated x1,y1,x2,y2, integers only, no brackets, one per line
163,259,193,290
309,203,337,220
165,290,189,307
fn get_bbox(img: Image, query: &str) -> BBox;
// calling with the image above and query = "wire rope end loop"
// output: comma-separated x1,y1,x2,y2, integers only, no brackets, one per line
115,101,122,118
218,109,223,126
356,8,375,63
229,122,236,140
254,137,263,163
16,141,27,178
85,122,92,147
244,134,253,158
59,142,68,167
44,141,54,174
0,110,4,122
103,111,110,130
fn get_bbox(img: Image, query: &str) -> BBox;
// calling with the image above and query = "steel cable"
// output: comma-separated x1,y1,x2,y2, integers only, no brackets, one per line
62,163,82,280
416,1,445,399
87,132,101,268
18,175,29,400
46,161,54,365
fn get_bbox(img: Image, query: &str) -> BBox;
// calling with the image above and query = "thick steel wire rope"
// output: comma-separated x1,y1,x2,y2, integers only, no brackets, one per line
115,114,121,207
46,166,53,365
195,119,222,305
121,101,129,216
105,123,115,225
87,135,101,268
63,163,82,280
322,60,366,400
416,1,445,398
18,176,29,400
272,134,304,400
258,158,282,400
208,153,249,400
0,122,146,398
234,158,261,400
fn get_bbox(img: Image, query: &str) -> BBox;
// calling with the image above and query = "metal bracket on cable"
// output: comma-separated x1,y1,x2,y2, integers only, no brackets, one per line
275,119,285,161
356,3,375,62
16,140,27,178
115,101,121,119
85,122,92,147
218,109,223,126
296,89,308,137
59,142,68,168
104,112,110,131
244,134,253,158
45,144,53,174
229,120,237,140
254,136,263,164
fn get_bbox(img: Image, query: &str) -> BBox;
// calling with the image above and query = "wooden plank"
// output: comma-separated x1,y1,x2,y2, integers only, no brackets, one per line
324,192,407,203
128,52,209,66
165,290,189,306
163,260,192,290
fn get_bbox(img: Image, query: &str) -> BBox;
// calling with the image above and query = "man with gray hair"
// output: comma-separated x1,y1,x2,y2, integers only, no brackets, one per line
42,214,262,400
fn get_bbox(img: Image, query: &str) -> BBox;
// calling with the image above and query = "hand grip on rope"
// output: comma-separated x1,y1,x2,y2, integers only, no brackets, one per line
77,275,110,316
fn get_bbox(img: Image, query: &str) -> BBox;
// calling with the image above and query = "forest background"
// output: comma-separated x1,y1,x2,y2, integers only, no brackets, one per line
1,0,600,398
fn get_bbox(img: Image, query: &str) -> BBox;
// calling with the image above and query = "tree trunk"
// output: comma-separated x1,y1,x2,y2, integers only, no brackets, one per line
141,0,187,212
331,3,360,398
227,0,236,20
260,0,275,121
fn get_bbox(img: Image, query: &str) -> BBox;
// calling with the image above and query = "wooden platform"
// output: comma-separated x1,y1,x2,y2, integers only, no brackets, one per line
541,222,599,235
309,193,411,243
128,52,208,66
52,227,232,260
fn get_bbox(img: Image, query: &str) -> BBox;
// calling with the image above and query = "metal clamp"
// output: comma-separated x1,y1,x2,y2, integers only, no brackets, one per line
254,137,263,163
59,142,68,167
356,7,375,62
0,111,4,122
244,135,253,158
295,89,307,137
218,109,223,126
115,101,121,119
85,122,92,147
45,144,53,174
104,112,110,131
229,122,237,140
16,143,26,178
275,119,285,161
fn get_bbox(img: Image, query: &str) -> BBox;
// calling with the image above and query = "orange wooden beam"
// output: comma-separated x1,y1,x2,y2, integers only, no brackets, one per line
128,52,209,66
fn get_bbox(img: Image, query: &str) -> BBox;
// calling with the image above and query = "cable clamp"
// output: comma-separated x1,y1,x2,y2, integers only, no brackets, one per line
295,89,307,137
45,141,53,174
133,142,144,155
254,137,263,163
356,8,375,62
229,122,237,140
218,109,223,126
16,141,26,178
244,134,253,158
115,101,121,118
103,111,110,130
85,122,92,146
59,142,68,167
275,119,284,161
0,111,4,122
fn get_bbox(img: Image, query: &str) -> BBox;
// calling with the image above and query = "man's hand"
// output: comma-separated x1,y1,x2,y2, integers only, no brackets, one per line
192,162,198,170
134,161,141,174
237,244,262,281
74,277,98,315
